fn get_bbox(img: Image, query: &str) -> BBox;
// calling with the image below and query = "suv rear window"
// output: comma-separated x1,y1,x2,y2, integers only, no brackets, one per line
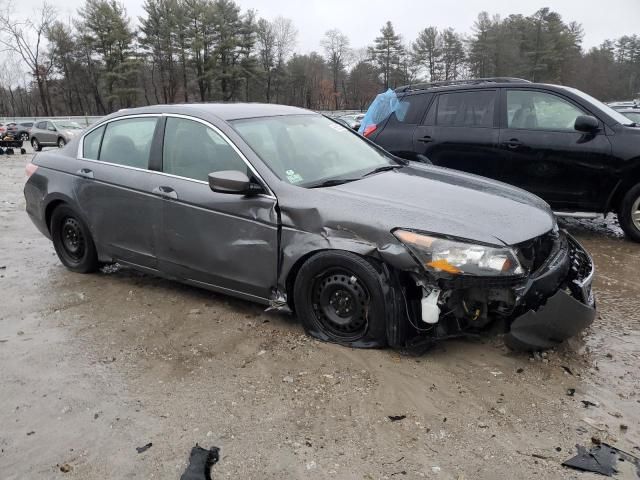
436,91,496,128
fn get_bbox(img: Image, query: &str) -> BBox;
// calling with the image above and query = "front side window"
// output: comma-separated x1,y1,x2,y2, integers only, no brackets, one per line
99,117,157,168
232,114,396,187
507,90,585,131
83,126,105,160
162,117,248,182
47,122,56,131
36,122,46,129
436,91,496,128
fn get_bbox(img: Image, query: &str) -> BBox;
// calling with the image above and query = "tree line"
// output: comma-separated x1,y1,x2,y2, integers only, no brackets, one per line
0,1,638,118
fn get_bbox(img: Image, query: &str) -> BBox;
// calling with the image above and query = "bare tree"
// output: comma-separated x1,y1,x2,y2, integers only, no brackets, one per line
321,28,351,109
0,3,57,115
272,16,296,102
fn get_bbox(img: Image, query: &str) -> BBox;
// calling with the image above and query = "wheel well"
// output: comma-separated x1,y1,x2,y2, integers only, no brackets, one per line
610,176,640,213
45,200,66,233
285,250,324,311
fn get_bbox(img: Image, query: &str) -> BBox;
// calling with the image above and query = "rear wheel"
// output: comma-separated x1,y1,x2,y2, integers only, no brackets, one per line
57,137,66,148
20,132,29,141
618,183,640,243
293,251,392,348
50,205,99,273
31,138,42,152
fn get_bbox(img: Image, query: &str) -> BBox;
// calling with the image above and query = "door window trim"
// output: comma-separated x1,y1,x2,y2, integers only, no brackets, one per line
501,88,596,133
76,112,275,199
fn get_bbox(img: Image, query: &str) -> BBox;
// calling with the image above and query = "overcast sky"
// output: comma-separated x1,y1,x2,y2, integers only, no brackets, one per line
15,0,640,52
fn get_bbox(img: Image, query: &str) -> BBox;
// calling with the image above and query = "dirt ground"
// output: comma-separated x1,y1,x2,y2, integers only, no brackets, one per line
1,149,638,479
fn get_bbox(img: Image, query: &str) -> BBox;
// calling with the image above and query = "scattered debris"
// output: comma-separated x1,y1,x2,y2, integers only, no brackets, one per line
136,442,153,454
388,415,406,422
516,368,524,374
17,330,24,336
566,388,576,397
282,376,294,383
26,431,35,436
620,424,628,431
306,460,317,470
562,442,640,477
58,463,72,473
581,400,600,408
561,366,574,376
583,417,608,431
189,309,201,315
431,466,441,473
180,445,219,480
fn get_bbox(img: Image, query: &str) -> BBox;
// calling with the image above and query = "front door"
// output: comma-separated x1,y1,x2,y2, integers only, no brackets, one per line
498,89,614,211
74,116,163,269
412,89,503,177
154,116,278,301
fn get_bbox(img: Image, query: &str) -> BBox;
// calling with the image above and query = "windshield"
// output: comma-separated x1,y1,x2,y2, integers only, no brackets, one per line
622,112,640,124
54,121,83,130
561,87,636,126
231,115,396,187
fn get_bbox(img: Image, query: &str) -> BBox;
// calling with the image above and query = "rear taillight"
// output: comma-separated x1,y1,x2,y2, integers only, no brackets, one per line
25,162,38,178
363,124,377,138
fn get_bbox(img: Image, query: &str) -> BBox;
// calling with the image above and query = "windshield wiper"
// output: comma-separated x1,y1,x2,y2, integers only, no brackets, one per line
362,164,403,178
307,178,359,188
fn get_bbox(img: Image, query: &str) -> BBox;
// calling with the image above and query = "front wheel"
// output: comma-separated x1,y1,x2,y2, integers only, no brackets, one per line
293,251,393,348
618,183,640,243
31,138,42,152
50,205,99,273
20,132,29,141
57,137,66,148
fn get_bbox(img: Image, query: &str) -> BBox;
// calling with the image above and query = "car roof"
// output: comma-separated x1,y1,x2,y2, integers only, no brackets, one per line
114,103,314,121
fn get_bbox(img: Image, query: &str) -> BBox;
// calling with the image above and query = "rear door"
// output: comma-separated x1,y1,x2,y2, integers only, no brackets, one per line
498,89,614,210
412,89,502,176
373,93,431,159
154,115,278,301
44,121,58,144
74,115,163,268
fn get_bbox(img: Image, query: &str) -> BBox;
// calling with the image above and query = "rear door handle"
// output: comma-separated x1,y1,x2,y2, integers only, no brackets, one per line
504,139,522,149
152,186,178,200
76,168,94,179
417,135,433,144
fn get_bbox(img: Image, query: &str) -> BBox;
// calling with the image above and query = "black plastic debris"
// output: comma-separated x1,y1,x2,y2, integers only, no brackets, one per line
180,445,220,480
388,415,406,422
561,366,574,376
136,442,152,454
581,400,599,408
567,388,576,396
563,442,640,477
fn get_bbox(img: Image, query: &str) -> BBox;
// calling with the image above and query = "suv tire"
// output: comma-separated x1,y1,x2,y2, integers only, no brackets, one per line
31,138,42,152
618,183,640,243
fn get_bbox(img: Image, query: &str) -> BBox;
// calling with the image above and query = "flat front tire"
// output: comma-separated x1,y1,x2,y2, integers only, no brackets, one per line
50,205,99,273
618,183,640,243
293,251,392,348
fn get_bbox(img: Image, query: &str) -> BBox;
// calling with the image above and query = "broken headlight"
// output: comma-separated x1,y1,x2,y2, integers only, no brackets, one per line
394,230,524,277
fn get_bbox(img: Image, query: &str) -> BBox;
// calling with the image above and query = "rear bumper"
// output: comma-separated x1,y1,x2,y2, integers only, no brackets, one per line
506,235,596,350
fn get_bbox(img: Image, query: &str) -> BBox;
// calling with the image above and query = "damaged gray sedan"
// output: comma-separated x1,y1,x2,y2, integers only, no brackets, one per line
24,104,596,350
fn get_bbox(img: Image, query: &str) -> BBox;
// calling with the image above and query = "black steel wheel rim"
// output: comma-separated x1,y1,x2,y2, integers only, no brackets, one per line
311,268,369,340
61,217,85,261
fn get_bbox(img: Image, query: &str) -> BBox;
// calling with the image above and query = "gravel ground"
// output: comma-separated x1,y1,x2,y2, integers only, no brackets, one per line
0,149,638,479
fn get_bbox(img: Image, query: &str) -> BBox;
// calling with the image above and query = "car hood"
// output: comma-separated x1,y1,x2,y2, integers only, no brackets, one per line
279,163,555,247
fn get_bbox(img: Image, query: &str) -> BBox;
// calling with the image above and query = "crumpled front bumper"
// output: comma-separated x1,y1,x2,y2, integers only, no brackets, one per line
505,234,596,351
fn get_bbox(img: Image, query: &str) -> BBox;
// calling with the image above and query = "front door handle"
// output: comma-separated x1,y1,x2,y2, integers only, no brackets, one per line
417,135,433,144
76,168,94,179
504,138,522,149
152,186,178,200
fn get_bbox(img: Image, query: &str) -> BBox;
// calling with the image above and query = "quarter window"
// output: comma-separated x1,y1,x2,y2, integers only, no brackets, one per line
162,117,248,182
394,94,430,124
99,117,158,168
436,91,496,128
82,126,105,160
507,90,585,131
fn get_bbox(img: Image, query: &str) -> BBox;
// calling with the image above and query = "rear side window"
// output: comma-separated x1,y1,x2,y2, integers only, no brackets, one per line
83,126,105,160
436,91,496,128
99,117,158,169
162,117,248,182
394,94,431,124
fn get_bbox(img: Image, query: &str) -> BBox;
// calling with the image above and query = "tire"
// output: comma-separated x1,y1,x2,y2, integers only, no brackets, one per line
618,183,640,243
50,205,99,273
20,132,29,141
293,251,392,348
57,137,66,148
31,138,42,152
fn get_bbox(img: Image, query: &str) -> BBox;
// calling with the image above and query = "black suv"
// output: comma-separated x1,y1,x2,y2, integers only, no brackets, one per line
366,78,640,242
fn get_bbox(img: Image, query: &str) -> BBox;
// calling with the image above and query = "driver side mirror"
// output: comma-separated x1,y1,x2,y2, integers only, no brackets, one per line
208,170,264,195
574,115,599,133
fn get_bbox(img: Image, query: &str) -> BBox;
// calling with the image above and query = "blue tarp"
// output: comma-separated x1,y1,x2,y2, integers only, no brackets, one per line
358,88,399,134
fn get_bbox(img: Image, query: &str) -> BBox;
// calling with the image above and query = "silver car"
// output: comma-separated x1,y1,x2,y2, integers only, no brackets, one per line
30,120,84,151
